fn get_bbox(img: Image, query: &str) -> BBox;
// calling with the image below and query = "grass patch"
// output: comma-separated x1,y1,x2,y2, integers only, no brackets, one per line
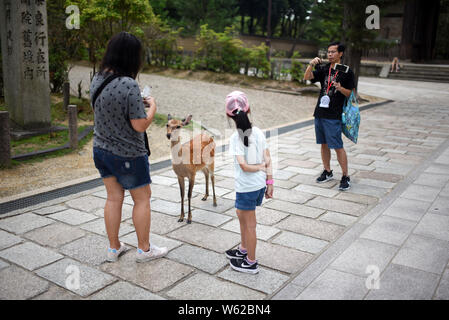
11,125,90,156
51,95,94,123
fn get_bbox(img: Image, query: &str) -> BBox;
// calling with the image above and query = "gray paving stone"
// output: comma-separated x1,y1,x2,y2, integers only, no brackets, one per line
218,266,289,294
0,213,54,234
166,272,265,300
121,232,183,252
151,185,194,202
0,242,63,271
347,183,390,198
357,178,396,189
36,258,116,297
319,211,358,227
24,223,86,248
425,164,449,175
0,266,49,300
49,209,98,226
190,196,235,213
188,209,232,227
272,231,329,254
274,179,299,189
290,174,339,188
392,235,449,274
146,211,185,235
383,198,430,222
307,197,366,216
297,268,368,300
220,219,280,241
90,281,165,300
101,253,193,292
414,173,449,188
434,269,449,300
0,259,9,270
330,238,398,277
65,196,107,213
429,196,449,216
150,199,189,217
167,244,228,274
293,184,339,198
275,215,345,242
256,241,314,274
414,213,449,241
192,184,232,197
400,184,441,203
33,205,67,216
92,190,108,199
151,175,179,186
264,200,325,219
280,159,320,168
168,223,240,253
360,216,417,246
0,230,23,250
271,282,305,300
335,192,379,205
60,234,109,266
32,285,84,300
283,166,321,176
80,219,135,238
272,169,297,180
365,264,440,300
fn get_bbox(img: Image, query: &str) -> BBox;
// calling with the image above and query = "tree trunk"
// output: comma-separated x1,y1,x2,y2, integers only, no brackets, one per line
343,1,362,91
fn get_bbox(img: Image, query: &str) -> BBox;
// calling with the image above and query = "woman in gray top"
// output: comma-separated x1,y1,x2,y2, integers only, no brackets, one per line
90,32,167,263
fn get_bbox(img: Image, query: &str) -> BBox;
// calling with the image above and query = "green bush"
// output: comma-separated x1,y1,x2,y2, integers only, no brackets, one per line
248,43,271,79
290,51,305,83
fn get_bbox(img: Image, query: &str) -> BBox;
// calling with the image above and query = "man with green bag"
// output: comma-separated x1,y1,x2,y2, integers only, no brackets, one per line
303,42,355,191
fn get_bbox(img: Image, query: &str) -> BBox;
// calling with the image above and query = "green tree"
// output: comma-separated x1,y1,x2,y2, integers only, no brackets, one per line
67,0,155,75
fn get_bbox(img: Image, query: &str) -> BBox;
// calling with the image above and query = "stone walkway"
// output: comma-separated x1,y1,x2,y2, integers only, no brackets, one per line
1,78,449,300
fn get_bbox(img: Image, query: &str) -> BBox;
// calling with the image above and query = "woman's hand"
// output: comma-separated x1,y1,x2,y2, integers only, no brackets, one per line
265,184,274,199
143,97,155,109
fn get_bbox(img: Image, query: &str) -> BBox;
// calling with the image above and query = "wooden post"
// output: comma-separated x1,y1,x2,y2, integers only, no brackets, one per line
63,81,70,110
68,105,78,149
0,111,11,167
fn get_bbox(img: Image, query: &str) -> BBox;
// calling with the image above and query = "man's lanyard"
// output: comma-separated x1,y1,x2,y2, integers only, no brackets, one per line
326,66,339,94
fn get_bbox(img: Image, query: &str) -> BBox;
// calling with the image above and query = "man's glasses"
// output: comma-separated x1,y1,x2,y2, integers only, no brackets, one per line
327,50,338,54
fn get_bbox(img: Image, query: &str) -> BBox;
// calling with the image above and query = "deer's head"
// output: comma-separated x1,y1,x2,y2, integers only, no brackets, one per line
166,114,192,140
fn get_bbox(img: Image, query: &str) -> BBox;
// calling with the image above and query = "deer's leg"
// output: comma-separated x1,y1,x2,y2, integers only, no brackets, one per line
202,168,209,201
209,162,217,207
177,176,185,222
187,175,195,224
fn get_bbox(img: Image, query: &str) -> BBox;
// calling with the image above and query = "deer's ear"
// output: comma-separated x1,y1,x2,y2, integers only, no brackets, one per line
183,114,192,126
167,114,172,121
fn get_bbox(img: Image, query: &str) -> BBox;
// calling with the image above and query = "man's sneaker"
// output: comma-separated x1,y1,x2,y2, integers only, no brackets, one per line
230,257,259,274
136,244,168,263
106,242,129,262
225,248,247,260
316,170,333,183
339,175,351,191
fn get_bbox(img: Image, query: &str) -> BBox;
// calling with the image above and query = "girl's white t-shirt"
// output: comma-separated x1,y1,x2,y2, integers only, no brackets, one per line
228,126,267,193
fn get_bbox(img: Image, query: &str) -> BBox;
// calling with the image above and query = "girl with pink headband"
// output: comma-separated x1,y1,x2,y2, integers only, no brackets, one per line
225,90,274,274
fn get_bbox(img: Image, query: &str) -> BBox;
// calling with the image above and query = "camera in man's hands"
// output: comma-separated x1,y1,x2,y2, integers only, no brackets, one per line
334,63,349,73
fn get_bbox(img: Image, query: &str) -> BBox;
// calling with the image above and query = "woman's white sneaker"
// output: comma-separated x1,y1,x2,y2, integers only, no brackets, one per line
106,242,129,262
136,244,168,263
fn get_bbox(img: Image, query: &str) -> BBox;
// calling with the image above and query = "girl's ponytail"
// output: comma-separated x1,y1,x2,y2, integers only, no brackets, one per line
231,110,252,147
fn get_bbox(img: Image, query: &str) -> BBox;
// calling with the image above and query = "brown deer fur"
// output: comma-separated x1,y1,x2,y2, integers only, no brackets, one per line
166,114,217,224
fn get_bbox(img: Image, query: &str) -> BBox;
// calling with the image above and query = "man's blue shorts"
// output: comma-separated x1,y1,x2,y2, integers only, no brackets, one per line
93,147,152,190
314,118,344,149
235,187,266,211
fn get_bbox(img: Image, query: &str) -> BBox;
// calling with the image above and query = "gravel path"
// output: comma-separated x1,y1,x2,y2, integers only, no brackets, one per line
69,65,318,132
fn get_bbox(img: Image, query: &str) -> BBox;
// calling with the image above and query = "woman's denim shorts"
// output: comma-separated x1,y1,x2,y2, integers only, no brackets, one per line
235,187,266,211
93,147,151,190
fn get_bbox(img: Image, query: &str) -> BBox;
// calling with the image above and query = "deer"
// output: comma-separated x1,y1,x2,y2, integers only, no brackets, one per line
166,114,217,224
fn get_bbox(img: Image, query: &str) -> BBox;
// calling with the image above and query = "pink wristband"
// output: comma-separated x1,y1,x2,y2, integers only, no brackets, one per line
266,179,274,185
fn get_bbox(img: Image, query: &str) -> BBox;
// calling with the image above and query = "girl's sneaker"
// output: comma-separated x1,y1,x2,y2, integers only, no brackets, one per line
225,248,247,260
230,257,259,274
106,242,129,262
136,244,168,263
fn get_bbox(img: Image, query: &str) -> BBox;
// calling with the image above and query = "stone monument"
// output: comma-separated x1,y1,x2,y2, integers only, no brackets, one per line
0,0,51,129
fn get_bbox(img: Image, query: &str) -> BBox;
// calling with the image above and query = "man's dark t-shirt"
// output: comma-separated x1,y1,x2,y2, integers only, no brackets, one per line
311,63,355,120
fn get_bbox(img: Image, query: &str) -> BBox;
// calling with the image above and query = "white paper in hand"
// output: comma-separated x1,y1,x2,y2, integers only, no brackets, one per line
141,85,151,98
